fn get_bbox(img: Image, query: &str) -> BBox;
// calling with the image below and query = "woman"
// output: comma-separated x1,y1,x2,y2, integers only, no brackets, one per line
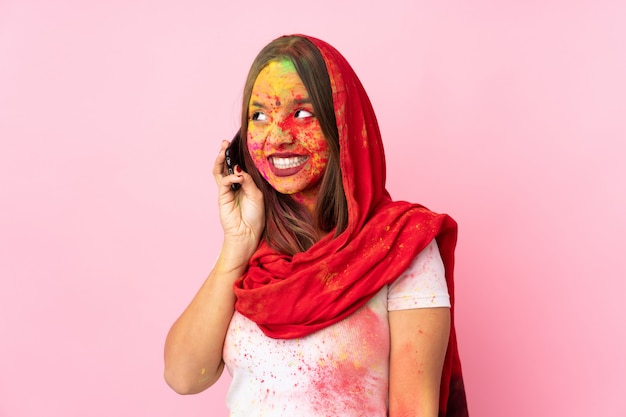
164,34,468,417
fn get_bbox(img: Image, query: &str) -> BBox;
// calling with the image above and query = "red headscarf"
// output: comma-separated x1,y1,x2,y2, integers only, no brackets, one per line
234,35,468,417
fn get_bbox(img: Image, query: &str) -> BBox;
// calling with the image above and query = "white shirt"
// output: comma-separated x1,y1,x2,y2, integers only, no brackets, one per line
223,239,450,417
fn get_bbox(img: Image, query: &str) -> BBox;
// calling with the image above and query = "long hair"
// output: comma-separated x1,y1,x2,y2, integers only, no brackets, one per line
240,36,348,256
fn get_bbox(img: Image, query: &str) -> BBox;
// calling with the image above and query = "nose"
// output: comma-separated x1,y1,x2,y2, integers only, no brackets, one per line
266,122,293,146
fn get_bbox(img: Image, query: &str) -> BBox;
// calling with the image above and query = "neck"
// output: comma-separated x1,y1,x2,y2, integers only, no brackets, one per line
292,186,319,218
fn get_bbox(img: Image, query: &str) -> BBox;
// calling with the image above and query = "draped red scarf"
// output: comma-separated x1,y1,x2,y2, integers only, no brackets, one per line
233,35,468,417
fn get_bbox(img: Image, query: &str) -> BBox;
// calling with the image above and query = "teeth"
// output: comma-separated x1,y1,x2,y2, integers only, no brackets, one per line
271,156,308,169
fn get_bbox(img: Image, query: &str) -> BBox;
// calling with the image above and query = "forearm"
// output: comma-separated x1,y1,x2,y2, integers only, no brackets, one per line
164,245,250,394
389,348,443,417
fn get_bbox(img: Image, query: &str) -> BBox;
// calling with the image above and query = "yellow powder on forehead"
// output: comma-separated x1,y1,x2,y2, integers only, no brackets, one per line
252,59,305,105
255,60,298,88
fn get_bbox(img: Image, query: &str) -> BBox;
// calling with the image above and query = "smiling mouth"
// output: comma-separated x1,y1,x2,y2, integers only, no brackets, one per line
270,155,309,169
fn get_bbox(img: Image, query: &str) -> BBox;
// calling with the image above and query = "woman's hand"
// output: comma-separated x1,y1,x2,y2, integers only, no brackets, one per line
164,139,265,395
213,140,265,262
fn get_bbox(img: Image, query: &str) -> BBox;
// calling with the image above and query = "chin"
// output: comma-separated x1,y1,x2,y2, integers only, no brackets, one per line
275,186,304,196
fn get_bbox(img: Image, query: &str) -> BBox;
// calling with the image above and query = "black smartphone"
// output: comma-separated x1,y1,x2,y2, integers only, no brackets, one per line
225,130,243,191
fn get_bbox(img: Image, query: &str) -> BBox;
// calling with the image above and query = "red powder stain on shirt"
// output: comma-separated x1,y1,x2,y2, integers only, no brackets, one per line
309,306,389,416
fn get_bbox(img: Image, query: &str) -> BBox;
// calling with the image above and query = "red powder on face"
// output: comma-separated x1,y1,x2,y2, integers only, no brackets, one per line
246,60,330,199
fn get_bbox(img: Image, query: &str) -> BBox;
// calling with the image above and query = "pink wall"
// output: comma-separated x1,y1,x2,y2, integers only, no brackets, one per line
1,1,624,416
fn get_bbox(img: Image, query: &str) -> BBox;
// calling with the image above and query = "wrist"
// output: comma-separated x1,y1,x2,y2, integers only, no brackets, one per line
216,239,258,274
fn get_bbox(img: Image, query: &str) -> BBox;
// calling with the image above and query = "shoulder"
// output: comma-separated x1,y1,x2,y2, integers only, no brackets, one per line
388,239,451,311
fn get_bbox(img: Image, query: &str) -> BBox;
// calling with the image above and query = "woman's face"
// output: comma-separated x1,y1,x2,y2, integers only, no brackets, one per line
247,60,330,203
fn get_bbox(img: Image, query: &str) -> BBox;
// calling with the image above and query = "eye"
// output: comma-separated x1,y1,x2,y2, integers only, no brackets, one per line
251,111,267,121
294,109,314,119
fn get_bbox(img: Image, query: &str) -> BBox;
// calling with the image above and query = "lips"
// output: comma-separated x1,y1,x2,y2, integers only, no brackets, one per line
269,155,309,176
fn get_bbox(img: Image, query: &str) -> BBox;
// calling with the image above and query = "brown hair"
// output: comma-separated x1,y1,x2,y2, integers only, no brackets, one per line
240,36,348,255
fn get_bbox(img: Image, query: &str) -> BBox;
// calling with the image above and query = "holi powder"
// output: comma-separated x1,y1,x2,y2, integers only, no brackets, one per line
197,367,211,385
308,306,389,415
223,292,392,416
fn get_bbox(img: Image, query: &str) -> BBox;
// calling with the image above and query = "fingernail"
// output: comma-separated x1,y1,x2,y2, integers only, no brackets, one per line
235,165,242,173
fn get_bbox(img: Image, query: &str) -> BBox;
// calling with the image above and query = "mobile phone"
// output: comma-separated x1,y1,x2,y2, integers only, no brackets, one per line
225,130,242,191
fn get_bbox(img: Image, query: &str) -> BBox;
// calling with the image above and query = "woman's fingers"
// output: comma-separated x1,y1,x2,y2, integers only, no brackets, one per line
212,140,230,179
213,140,246,194
238,169,262,201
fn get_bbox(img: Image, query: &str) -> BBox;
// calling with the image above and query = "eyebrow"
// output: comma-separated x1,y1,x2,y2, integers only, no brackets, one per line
250,101,267,109
292,98,312,105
